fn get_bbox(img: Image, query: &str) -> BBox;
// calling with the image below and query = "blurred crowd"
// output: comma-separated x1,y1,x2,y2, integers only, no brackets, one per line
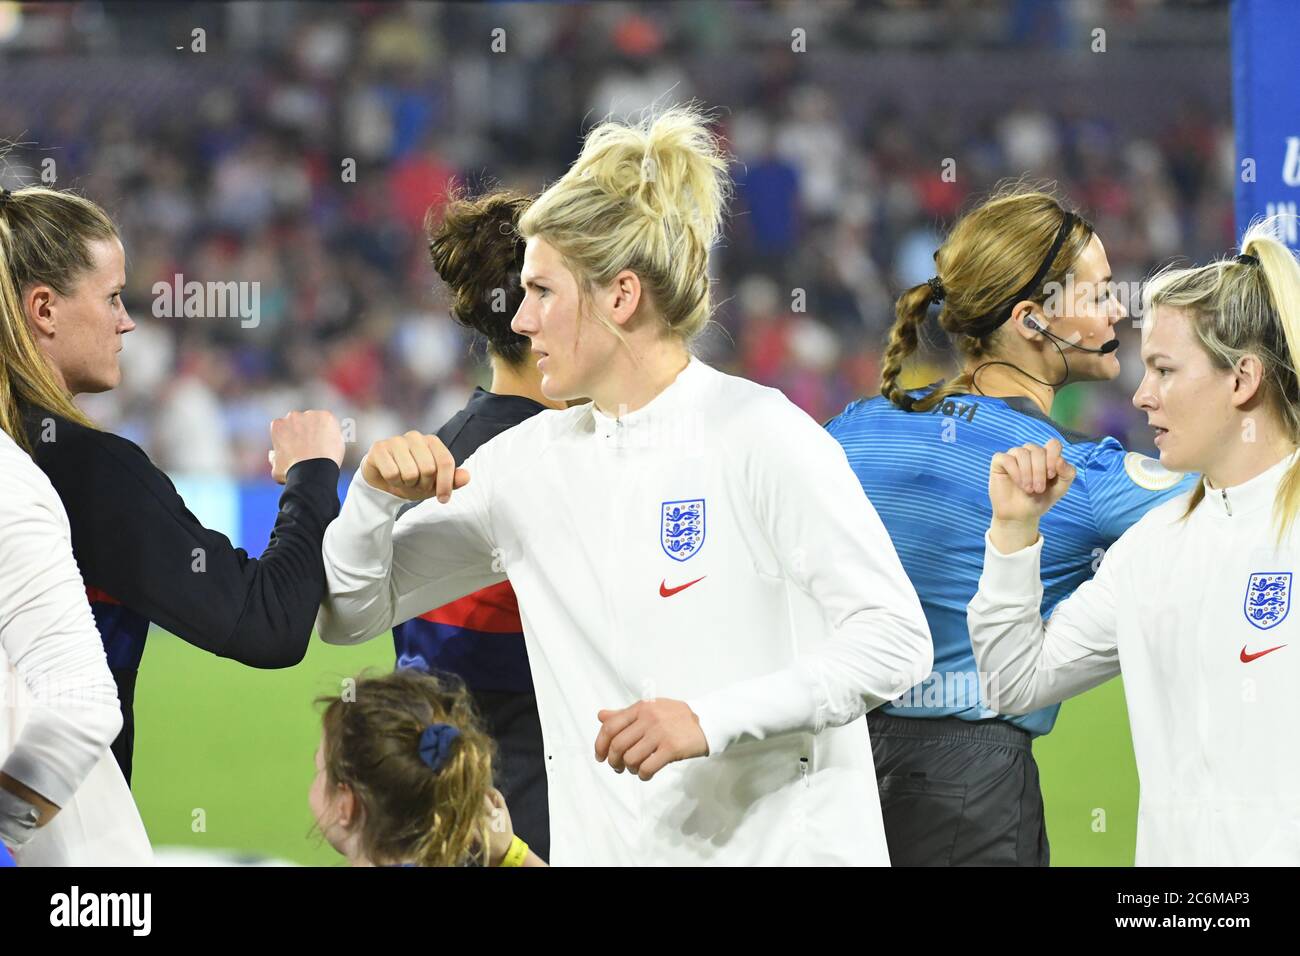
0,0,1235,477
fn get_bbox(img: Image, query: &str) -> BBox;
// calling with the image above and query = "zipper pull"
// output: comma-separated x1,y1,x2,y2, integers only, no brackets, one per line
799,756,810,788
1222,487,1232,516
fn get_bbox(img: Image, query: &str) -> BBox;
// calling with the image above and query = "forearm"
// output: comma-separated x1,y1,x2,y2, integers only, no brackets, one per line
989,517,1041,555
216,459,341,665
969,529,1121,713
2,686,123,811
688,610,933,755
967,531,1055,715
489,837,548,867
67,449,340,666
4,595,124,807
317,471,407,645
0,773,57,825
318,469,503,645
1,490,124,811
3,683,123,812
717,405,934,754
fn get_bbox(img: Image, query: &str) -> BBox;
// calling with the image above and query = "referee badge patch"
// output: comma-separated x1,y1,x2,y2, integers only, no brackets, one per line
1123,451,1184,491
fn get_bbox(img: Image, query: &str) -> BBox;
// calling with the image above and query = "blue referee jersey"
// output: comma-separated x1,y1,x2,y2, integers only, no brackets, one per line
825,385,1198,736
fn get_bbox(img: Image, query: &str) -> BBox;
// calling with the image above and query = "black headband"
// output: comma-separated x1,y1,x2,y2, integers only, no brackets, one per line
967,211,1080,338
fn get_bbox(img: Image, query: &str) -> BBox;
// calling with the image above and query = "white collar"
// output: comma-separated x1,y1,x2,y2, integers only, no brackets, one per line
1201,449,1300,518
589,356,705,446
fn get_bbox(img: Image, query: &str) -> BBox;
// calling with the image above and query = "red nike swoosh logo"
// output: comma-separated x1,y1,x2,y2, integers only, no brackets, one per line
1240,644,1287,663
660,576,706,597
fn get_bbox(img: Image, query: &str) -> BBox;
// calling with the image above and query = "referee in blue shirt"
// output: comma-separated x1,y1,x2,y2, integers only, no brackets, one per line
827,189,1196,865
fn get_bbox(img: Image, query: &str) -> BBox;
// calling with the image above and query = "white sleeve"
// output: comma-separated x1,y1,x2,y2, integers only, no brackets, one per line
966,528,1122,715
315,448,506,645
0,473,122,808
686,400,934,755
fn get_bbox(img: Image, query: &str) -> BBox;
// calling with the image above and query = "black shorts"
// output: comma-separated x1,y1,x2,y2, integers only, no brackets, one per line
867,710,1049,867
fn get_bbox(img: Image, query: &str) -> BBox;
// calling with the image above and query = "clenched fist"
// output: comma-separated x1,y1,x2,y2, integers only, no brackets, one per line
269,410,345,484
361,431,470,502
987,437,1077,553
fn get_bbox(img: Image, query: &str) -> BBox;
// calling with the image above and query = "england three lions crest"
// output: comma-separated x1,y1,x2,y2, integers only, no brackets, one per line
661,499,705,562
1244,572,1292,630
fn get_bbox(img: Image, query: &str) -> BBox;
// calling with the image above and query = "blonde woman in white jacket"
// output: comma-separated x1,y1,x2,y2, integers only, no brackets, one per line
317,106,933,866
968,221,1300,865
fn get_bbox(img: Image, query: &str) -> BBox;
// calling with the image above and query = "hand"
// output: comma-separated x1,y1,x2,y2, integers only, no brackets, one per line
594,699,709,781
269,410,345,484
483,787,514,866
988,438,1076,553
360,431,470,503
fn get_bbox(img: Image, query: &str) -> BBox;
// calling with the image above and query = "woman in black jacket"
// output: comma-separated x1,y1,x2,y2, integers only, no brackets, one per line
1,183,343,783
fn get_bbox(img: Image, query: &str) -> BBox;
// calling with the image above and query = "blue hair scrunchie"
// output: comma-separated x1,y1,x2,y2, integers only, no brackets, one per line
417,723,461,773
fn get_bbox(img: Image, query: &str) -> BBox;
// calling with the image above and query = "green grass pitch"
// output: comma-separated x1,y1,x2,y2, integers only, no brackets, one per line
132,627,1140,865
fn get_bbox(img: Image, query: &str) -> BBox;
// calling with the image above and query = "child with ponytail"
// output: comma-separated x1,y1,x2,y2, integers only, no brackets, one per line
310,668,545,867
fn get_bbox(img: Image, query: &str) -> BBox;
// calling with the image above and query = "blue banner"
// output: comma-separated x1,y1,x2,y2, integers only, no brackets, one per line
1233,0,1300,250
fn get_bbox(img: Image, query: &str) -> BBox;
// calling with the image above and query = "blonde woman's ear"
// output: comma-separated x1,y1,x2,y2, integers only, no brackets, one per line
609,269,642,326
1231,354,1266,407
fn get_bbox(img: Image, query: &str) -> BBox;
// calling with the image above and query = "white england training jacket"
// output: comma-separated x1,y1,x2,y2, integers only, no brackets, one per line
0,428,152,866
317,357,933,866
969,449,1300,866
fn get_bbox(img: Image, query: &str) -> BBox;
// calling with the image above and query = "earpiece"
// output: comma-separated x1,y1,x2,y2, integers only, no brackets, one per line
1021,314,1119,356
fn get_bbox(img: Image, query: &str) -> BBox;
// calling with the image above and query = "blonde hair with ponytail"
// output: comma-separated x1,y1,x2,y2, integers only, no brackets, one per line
1142,218,1300,545
517,104,731,347
0,185,109,454
879,184,1094,412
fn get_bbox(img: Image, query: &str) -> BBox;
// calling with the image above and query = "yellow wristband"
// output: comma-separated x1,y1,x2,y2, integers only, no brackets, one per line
498,835,529,868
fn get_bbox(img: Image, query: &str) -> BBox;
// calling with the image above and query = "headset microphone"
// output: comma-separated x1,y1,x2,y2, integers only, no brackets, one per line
1022,316,1119,355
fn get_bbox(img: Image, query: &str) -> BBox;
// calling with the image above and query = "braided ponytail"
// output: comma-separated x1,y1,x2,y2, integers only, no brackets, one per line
879,281,938,410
